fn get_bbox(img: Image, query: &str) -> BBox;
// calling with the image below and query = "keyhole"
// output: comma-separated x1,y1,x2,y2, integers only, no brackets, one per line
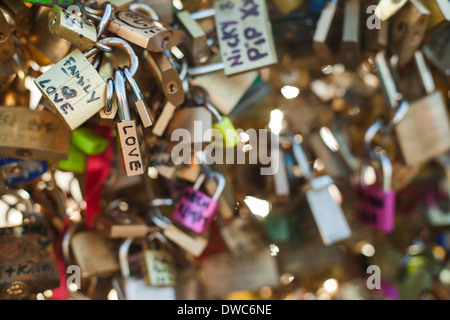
167,81,178,94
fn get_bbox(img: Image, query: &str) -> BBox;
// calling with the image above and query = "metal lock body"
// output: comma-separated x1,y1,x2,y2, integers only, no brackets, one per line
94,200,149,238
176,10,210,66
0,107,70,161
213,0,277,75
141,233,176,287
340,0,360,72
151,214,208,257
356,153,396,233
115,237,176,300
34,49,107,130
58,142,87,173
69,227,120,279
114,67,145,177
0,0,32,37
152,100,177,137
395,51,450,166
144,51,184,107
389,0,430,65
375,0,408,21
291,136,351,246
0,158,47,186
107,9,184,52
313,0,341,65
48,5,98,51
0,190,60,299
172,172,225,234
26,7,72,66
0,10,15,62
167,105,213,151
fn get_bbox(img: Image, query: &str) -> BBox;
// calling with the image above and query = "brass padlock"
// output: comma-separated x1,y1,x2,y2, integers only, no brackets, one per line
107,9,184,52
0,189,60,299
141,233,176,287
65,223,121,279
94,200,149,238
48,5,98,51
34,48,107,130
26,7,72,66
0,107,70,161
0,0,32,37
144,50,184,107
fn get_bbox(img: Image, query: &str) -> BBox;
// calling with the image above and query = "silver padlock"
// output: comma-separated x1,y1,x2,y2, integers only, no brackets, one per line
290,135,351,246
395,50,450,166
113,237,176,300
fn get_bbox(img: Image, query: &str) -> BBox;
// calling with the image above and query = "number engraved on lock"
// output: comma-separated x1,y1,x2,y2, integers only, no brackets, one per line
214,0,277,75
117,121,145,176
35,50,106,130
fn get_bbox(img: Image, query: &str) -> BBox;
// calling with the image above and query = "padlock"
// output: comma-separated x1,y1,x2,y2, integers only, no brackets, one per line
356,150,396,233
290,135,351,245
167,103,212,153
25,7,72,66
0,107,70,161
0,10,15,62
123,66,153,128
152,100,177,137
106,8,184,52
340,0,360,72
395,50,450,166
94,199,149,238
219,216,267,256
150,201,209,257
48,5,99,51
141,232,176,287
172,171,225,234
212,0,278,75
133,0,173,24
66,223,121,278
389,0,430,66
0,158,47,186
71,127,109,155
34,48,107,130
191,85,239,148
423,24,450,77
113,237,176,300
313,0,342,65
374,0,408,21
0,189,60,299
144,50,184,107
175,10,211,66
190,68,258,116
0,0,32,37
114,67,145,177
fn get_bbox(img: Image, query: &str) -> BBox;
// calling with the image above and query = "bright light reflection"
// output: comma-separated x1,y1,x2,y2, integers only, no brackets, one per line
269,109,284,135
244,196,270,218
281,85,300,99
323,278,338,293
320,127,340,152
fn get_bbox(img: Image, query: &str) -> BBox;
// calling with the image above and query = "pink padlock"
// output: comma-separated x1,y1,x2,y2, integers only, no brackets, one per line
172,171,225,234
356,152,396,233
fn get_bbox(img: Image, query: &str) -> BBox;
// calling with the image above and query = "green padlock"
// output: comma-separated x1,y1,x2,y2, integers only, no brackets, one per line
71,128,109,156
58,143,87,173
206,102,239,148
264,214,291,243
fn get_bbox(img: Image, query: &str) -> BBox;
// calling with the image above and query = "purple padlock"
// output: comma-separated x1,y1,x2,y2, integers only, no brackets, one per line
356,152,396,233
172,172,225,234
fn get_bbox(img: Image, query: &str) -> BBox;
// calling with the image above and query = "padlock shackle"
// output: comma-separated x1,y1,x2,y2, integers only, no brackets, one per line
193,171,226,201
289,136,314,180
119,236,134,278
360,151,393,192
190,8,216,21
105,78,115,114
114,67,130,122
123,66,143,101
96,1,113,38
376,51,403,110
188,61,224,77
129,3,159,21
85,37,139,77
414,50,436,95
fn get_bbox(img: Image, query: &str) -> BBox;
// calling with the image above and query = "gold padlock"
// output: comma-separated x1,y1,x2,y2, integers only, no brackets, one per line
0,107,70,161
107,9,184,52
34,49,107,130
0,0,32,37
